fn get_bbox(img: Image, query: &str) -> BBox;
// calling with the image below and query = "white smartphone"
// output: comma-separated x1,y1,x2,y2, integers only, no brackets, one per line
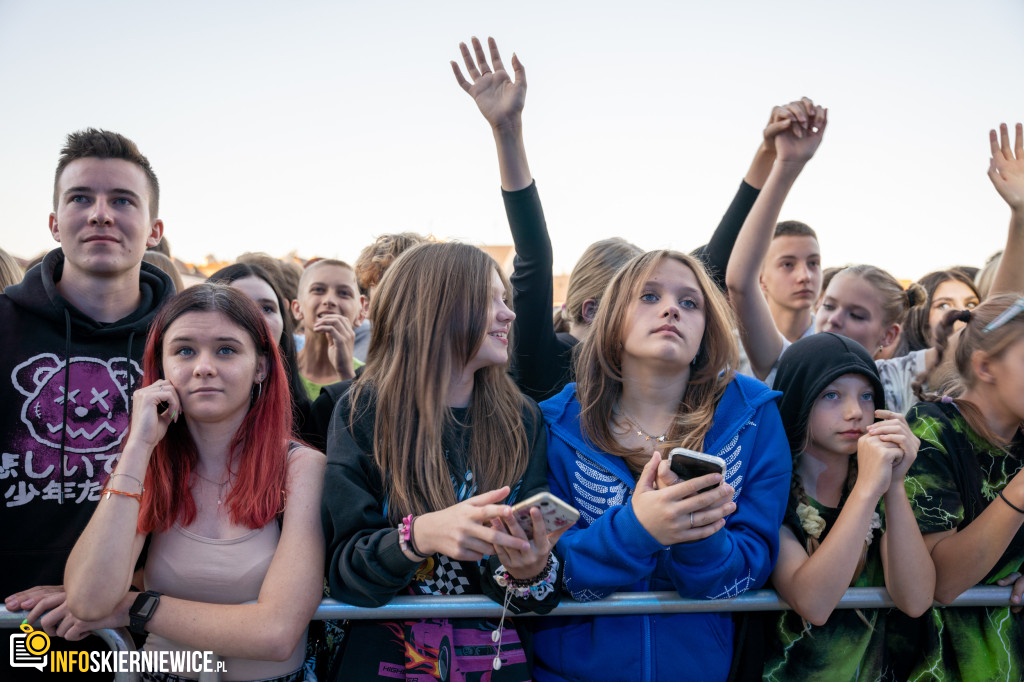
668,447,726,493
510,492,580,540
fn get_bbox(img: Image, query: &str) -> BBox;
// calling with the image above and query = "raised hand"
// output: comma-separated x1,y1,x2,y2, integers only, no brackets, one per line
867,409,920,482
451,36,526,132
413,486,531,562
774,97,828,164
989,122,1024,211
127,379,180,451
313,313,356,380
631,453,735,546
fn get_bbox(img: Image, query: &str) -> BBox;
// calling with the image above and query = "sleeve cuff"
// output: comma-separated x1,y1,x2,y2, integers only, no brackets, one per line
670,524,729,566
378,528,426,577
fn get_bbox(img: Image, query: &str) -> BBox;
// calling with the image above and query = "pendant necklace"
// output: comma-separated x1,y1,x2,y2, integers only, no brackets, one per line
618,408,668,443
194,469,231,505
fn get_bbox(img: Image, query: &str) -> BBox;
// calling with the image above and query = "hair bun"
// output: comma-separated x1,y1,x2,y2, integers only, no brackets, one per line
905,282,927,308
956,309,972,323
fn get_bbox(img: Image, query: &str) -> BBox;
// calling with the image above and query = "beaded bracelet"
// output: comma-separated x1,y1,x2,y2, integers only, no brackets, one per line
398,514,427,559
493,553,559,600
101,487,143,503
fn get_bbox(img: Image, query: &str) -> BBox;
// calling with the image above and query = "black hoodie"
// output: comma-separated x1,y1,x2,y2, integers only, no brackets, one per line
0,249,173,596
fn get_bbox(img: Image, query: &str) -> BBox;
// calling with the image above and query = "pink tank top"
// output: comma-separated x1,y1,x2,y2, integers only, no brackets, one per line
143,522,307,680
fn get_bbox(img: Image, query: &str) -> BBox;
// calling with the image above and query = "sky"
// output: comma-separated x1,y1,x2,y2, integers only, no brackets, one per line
1,0,1022,280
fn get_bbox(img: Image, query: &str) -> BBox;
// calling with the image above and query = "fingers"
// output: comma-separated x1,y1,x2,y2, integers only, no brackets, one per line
1015,122,1023,158
655,459,680,489
459,41,481,80
990,127,1002,158
472,36,491,74
484,525,531,553
467,485,511,507
635,452,661,494
487,36,504,74
661,472,726,501
1000,122,1011,157
450,61,471,93
510,53,526,88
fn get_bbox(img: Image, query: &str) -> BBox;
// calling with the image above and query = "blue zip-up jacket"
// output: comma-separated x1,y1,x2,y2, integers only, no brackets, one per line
533,375,791,682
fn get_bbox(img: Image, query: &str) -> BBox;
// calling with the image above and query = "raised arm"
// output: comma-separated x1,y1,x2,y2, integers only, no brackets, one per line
725,98,827,380
697,106,793,289
987,123,1024,297
452,36,531,191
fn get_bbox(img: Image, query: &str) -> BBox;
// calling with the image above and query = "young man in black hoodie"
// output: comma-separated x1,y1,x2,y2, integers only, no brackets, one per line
1,130,173,672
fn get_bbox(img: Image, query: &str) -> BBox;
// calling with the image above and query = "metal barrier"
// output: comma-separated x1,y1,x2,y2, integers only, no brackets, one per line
2,586,1014,680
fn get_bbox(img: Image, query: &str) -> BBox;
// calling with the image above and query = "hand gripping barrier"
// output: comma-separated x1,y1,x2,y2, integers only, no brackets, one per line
2,586,1014,681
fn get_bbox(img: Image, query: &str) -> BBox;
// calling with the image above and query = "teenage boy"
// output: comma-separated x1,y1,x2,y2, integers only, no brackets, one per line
1,130,173,645
292,259,366,401
759,220,822,342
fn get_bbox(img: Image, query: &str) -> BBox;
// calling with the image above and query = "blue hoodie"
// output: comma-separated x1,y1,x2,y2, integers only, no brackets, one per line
533,375,791,682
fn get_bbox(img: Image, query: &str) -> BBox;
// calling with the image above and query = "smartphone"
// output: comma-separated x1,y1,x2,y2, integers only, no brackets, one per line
510,492,580,540
668,447,726,493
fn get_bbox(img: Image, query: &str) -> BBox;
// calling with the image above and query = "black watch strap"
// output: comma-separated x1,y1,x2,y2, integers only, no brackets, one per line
129,590,162,635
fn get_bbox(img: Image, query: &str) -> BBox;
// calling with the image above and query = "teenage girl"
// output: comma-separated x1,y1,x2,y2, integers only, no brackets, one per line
452,36,797,404
534,249,791,682
321,242,564,680
63,284,325,681
762,332,932,681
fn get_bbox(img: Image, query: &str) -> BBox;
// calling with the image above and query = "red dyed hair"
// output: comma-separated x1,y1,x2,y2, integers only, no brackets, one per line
136,283,292,532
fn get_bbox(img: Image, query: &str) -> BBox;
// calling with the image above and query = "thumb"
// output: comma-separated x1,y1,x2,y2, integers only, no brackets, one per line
511,53,527,88
635,452,660,493
469,485,511,506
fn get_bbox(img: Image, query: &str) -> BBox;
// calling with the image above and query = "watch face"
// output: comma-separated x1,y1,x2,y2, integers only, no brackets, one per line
133,592,159,619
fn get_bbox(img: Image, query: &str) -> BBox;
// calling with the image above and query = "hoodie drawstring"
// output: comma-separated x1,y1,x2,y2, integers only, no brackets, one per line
126,331,137,417
59,309,71,505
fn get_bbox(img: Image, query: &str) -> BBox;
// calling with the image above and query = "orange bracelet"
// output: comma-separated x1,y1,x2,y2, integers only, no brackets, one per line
101,487,143,503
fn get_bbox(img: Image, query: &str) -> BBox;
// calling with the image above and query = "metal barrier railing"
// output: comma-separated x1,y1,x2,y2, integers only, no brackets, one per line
2,586,1014,680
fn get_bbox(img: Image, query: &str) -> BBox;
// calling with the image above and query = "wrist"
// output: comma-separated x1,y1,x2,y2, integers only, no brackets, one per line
490,118,524,139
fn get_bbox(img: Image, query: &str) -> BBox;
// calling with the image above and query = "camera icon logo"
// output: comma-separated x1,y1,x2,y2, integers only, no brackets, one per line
10,621,50,671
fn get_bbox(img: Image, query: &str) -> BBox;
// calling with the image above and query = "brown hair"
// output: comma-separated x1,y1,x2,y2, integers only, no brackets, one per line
902,270,980,352
559,238,643,330
53,128,160,218
773,220,818,240
575,250,738,473
354,232,429,296
831,265,927,328
350,242,530,522
915,294,1024,448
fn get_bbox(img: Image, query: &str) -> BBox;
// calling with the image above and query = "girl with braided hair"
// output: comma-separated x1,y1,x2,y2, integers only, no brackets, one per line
759,332,932,681
902,293,1024,680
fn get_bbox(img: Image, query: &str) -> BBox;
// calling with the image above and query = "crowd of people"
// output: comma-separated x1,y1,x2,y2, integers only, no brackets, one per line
1,35,1023,682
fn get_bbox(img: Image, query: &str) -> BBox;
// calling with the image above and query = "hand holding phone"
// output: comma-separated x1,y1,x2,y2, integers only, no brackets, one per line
510,492,580,541
668,448,726,493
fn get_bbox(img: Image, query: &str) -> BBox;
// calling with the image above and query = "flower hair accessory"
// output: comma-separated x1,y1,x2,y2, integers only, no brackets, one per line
796,502,826,540
865,512,882,546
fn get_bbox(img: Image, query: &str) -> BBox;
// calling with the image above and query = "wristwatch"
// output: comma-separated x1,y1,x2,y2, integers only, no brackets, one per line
129,590,162,635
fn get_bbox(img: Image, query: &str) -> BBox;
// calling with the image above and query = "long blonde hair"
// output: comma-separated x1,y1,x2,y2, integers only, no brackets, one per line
575,250,738,472
351,242,530,522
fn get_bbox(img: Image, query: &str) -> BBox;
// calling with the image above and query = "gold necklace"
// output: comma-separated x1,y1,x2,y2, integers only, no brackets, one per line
619,411,668,443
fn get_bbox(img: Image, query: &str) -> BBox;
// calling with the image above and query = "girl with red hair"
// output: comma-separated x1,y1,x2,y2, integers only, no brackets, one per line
64,283,325,682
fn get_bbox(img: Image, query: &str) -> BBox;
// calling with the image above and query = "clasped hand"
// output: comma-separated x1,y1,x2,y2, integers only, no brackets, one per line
631,452,736,546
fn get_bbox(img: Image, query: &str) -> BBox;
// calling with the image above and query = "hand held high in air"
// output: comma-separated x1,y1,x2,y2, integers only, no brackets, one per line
631,452,735,546
451,36,526,133
989,122,1024,211
773,97,828,166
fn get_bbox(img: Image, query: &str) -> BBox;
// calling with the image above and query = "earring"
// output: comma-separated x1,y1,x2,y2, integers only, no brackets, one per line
252,380,263,403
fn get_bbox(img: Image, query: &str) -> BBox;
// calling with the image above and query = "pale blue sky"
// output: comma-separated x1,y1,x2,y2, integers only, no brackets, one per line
1,0,1021,280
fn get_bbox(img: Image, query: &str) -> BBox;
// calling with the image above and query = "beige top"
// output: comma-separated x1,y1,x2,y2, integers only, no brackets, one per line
143,521,306,681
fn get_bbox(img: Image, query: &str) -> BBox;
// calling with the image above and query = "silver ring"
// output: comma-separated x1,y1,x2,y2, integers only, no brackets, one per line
689,512,695,529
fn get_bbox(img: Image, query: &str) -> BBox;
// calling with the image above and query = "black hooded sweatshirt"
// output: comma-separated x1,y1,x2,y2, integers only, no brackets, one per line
0,249,173,596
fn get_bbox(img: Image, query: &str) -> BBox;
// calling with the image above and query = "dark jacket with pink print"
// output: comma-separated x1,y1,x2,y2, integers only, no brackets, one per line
0,249,172,596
